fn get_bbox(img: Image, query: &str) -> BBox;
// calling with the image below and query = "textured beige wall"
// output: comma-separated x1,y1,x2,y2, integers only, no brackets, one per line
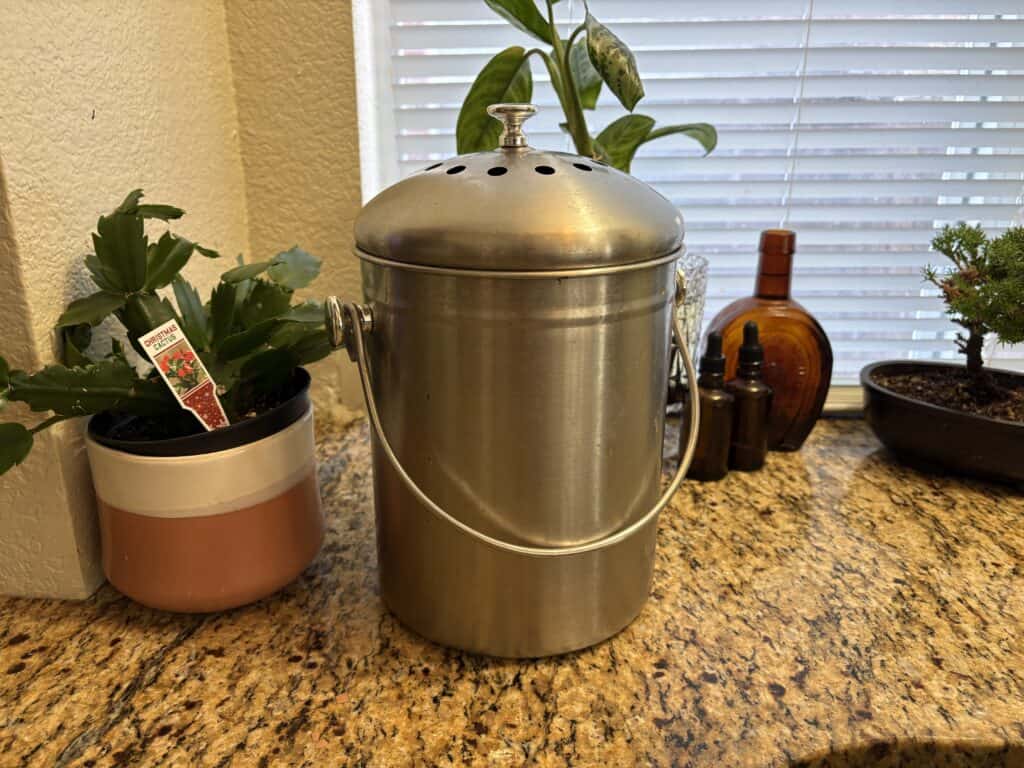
0,0,251,597
225,0,364,410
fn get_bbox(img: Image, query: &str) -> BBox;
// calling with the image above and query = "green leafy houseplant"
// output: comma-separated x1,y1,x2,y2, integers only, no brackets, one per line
0,190,334,474
456,0,717,172
924,223,1024,381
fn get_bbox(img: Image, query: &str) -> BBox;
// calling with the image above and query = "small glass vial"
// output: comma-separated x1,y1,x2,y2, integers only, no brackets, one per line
727,322,773,471
683,332,734,481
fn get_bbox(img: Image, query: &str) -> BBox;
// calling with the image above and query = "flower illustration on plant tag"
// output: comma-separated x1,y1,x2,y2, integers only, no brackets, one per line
156,343,208,396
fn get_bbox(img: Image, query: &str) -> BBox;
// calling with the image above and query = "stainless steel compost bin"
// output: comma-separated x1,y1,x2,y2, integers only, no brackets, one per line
326,104,699,658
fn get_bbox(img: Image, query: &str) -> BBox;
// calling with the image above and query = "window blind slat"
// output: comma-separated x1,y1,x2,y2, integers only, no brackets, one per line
371,0,1024,381
395,75,1024,106
394,19,1024,50
391,48,1021,78
391,1,1020,22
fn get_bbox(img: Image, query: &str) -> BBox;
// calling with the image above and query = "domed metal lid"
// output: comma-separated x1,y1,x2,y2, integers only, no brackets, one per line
354,104,684,271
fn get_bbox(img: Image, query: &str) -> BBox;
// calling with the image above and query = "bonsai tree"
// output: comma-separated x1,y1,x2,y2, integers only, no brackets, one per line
456,0,716,171
925,223,1024,381
0,190,334,474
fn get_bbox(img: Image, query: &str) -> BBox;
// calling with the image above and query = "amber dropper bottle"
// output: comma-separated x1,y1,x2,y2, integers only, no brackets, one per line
683,332,734,481
726,322,773,471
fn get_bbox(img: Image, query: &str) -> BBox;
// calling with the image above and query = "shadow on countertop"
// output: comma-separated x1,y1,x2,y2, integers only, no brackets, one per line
791,739,1024,768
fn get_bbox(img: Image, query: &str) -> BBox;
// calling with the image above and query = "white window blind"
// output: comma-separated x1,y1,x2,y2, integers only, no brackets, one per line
354,0,1024,384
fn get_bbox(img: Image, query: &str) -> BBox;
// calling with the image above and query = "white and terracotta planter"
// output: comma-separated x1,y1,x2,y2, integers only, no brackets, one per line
84,375,323,612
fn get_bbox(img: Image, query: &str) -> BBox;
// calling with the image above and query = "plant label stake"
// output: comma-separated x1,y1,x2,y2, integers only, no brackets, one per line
140,319,228,431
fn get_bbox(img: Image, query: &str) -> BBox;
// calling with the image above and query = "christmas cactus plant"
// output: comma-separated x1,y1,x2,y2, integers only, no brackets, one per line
0,190,333,474
456,0,717,172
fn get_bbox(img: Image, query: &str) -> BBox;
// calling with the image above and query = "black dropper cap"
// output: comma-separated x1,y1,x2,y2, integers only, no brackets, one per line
737,321,764,376
698,331,727,386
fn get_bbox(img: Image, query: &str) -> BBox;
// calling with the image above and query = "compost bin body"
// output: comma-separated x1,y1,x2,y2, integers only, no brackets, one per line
348,107,689,657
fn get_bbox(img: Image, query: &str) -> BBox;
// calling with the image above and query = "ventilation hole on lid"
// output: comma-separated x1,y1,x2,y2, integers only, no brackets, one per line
423,162,443,171
573,163,593,172
534,165,556,175
446,165,466,175
487,167,508,176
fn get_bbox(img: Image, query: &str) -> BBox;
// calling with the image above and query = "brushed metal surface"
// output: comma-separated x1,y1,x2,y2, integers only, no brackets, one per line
353,103,683,271
342,265,698,558
356,258,678,656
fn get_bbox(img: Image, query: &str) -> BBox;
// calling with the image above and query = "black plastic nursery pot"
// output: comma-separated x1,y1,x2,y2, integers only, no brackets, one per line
89,368,312,455
861,360,1024,485
84,368,324,613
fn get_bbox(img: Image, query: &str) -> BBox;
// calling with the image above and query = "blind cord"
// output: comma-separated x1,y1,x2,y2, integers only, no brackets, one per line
780,0,816,229
567,0,578,153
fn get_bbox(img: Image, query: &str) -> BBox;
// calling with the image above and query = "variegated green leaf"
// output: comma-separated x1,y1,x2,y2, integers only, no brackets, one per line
585,13,644,112
569,36,602,109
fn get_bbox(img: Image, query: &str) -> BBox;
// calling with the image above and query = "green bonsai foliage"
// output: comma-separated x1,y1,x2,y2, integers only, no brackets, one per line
0,190,333,474
456,0,716,172
925,223,1024,377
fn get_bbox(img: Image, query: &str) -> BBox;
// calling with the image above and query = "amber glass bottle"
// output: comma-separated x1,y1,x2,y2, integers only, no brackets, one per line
726,322,773,471
682,332,734,481
706,229,833,451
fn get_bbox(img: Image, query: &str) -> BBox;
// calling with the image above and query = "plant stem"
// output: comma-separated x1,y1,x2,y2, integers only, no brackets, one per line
561,24,594,157
535,51,571,128
30,415,69,434
545,5,593,157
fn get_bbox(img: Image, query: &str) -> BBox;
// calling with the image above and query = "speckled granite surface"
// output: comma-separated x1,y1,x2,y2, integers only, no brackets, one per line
1,418,1023,767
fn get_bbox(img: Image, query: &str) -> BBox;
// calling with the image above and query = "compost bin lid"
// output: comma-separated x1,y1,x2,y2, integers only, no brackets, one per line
354,103,684,271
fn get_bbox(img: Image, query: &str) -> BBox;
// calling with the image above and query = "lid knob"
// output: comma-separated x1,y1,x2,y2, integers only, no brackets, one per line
487,103,537,149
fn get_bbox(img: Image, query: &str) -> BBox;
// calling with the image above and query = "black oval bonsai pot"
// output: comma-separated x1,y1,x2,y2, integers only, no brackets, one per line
861,360,1024,485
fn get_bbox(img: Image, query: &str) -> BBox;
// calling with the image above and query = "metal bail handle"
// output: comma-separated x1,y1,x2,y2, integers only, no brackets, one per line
325,279,700,559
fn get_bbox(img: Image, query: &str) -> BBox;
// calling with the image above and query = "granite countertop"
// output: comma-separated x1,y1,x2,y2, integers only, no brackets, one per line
2,418,1023,767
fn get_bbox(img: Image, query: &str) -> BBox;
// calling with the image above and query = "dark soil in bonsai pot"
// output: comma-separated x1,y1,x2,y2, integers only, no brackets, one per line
862,361,1024,485
89,368,311,456
873,367,1024,424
